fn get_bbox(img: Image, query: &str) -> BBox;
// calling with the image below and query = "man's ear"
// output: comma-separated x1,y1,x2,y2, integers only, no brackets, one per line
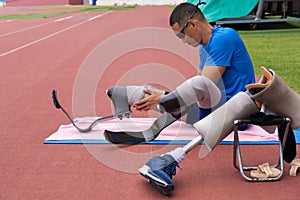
189,19,198,28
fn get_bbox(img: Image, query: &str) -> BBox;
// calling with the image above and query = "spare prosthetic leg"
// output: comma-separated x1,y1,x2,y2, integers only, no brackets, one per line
160,75,222,118
247,67,300,130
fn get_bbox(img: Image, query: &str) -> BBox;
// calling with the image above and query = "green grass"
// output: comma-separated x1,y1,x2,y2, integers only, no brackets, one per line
239,28,300,93
30,5,138,11
0,5,138,20
264,15,300,28
0,12,69,20
29,5,87,10
287,20,300,28
76,5,138,12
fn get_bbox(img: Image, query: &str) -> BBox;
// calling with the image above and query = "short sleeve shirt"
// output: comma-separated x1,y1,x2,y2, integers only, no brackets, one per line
199,27,255,100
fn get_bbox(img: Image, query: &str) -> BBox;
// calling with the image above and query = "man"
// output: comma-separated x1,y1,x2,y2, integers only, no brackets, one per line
136,1,255,196
133,2,255,121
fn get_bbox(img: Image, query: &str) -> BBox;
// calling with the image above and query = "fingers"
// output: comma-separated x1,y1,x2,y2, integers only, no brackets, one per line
133,97,151,111
143,88,153,95
133,89,164,111
134,89,154,110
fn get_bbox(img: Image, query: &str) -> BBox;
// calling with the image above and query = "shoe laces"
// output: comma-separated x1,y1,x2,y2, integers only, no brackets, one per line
161,155,181,178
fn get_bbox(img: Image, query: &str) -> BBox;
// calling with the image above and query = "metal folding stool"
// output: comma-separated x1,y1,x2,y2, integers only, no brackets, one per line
233,116,291,181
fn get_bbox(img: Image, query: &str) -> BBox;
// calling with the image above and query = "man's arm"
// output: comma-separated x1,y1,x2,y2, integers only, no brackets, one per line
134,66,225,111
201,66,226,84
197,69,202,75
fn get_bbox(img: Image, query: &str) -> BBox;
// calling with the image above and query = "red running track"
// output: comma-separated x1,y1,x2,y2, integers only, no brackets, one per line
0,6,299,199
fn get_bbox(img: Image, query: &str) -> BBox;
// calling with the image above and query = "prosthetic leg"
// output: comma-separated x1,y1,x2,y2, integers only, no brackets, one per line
247,67,300,129
139,91,260,195
246,67,299,166
139,67,299,195
105,76,222,143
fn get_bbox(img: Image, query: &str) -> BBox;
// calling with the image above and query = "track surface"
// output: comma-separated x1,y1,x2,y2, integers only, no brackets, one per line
1,5,300,200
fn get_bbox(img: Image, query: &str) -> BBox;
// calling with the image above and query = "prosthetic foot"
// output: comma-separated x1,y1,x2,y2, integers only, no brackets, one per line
246,67,300,129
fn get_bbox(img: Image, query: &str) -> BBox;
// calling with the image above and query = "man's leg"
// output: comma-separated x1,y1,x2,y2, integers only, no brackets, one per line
159,75,222,118
186,91,226,124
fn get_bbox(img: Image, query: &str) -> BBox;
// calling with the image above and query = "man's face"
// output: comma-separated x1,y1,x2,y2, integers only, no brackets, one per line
172,22,201,47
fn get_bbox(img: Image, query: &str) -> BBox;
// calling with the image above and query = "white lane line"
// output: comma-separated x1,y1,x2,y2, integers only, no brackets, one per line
88,14,103,21
0,12,87,38
0,21,54,38
0,11,111,58
54,16,73,22
0,20,13,24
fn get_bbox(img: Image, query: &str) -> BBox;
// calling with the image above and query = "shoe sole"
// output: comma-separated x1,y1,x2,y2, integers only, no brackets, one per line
139,165,173,196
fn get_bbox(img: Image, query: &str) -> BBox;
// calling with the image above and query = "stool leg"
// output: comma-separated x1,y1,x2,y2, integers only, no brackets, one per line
233,119,291,181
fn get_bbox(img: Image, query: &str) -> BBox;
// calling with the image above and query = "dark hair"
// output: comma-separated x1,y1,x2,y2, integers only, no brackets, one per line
169,2,206,27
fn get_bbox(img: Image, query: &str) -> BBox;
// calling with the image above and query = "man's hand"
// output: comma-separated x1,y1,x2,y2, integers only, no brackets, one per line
133,89,164,111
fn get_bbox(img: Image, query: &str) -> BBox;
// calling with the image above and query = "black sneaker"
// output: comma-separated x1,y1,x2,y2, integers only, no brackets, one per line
138,154,179,196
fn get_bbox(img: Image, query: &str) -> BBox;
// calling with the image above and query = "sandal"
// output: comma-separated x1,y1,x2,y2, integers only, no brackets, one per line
289,159,300,176
250,163,281,178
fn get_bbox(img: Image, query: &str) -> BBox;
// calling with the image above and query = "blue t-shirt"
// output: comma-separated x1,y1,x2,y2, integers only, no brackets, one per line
199,27,255,100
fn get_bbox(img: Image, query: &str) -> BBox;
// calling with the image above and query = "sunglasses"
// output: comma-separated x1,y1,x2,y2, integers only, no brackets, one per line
177,1,206,39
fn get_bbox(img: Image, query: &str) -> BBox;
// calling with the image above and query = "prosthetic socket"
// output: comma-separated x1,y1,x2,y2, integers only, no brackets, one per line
106,85,166,115
193,92,260,150
247,67,300,130
159,76,222,118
